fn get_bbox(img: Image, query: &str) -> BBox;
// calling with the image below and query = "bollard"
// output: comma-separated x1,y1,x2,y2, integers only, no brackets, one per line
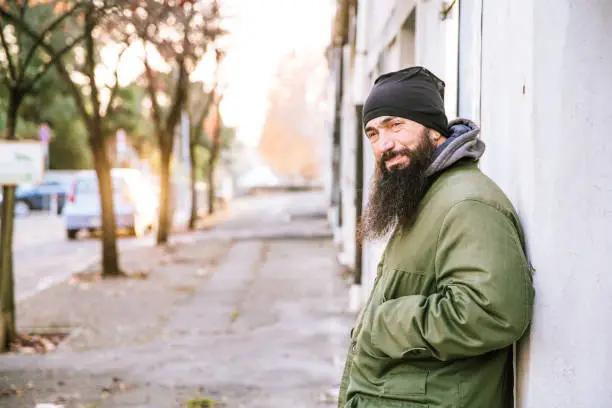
50,193,58,216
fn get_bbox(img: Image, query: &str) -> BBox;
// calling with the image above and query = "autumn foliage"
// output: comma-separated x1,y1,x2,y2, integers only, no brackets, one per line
259,51,328,182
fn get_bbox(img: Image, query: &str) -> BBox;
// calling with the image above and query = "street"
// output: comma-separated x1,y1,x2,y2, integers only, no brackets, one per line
13,213,152,301
0,190,350,408
11,191,329,301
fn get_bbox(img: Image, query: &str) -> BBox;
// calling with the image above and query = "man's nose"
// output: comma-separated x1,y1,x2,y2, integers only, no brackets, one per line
380,134,395,152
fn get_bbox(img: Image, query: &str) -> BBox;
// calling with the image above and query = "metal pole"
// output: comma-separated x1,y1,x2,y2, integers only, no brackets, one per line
50,193,58,216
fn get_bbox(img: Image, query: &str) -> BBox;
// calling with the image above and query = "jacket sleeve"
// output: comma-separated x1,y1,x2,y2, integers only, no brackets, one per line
367,199,535,361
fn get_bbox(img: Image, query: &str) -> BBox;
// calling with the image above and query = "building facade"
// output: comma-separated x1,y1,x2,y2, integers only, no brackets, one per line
328,0,612,406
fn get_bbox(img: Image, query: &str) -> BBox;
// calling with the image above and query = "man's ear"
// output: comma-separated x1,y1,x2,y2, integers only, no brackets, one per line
429,130,446,147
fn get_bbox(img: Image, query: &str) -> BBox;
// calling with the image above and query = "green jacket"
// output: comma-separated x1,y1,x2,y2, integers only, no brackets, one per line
339,161,535,408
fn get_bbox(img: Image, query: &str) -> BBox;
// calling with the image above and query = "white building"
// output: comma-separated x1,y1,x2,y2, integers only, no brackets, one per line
328,0,612,406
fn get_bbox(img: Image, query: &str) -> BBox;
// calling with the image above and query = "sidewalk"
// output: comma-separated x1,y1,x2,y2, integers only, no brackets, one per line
0,193,354,408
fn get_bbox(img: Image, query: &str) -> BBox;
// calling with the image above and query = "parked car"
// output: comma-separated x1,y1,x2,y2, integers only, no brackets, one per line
62,168,158,240
13,179,69,217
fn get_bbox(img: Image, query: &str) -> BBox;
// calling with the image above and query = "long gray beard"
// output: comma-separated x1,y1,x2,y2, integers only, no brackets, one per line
358,136,436,242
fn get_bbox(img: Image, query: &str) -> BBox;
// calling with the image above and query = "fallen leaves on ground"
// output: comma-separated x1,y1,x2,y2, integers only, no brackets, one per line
183,393,223,407
10,331,68,354
0,381,34,398
100,377,131,399
170,285,197,295
69,269,149,284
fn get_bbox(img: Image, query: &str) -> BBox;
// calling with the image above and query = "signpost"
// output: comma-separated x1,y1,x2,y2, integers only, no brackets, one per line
0,141,45,186
116,129,127,166
38,124,51,170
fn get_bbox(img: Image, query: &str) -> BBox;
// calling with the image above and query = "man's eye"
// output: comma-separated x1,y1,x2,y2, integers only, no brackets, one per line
391,121,402,128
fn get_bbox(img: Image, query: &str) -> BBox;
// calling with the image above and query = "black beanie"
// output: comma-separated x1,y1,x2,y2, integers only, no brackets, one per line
363,66,449,137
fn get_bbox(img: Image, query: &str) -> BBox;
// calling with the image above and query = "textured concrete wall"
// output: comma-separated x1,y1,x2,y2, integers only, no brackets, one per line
521,1,612,406
336,0,612,404
339,44,357,269
478,1,612,406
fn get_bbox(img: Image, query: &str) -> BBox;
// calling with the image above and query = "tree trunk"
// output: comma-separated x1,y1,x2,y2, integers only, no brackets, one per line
207,139,221,215
90,126,123,277
0,185,16,351
188,140,198,230
207,154,216,215
207,107,222,215
0,90,21,350
156,139,173,244
82,9,122,278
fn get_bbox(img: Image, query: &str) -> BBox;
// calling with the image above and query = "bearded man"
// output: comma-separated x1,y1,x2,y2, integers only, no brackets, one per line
338,67,535,408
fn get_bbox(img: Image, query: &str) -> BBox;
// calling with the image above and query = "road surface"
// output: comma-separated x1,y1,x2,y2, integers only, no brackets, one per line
12,213,154,301
11,191,328,301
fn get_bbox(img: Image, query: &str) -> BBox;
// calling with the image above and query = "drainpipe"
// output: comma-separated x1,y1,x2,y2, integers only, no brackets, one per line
354,104,364,285
330,0,350,232
332,50,344,229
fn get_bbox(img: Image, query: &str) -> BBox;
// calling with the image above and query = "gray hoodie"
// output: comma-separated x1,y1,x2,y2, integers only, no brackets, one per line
425,118,485,177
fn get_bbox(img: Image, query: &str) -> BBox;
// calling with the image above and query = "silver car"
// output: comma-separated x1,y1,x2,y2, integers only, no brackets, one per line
63,169,158,240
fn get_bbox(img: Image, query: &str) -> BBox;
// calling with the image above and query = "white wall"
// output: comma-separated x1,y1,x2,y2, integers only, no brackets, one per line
477,0,612,406
479,0,534,218
338,0,612,404
415,1,459,119
518,1,612,407
363,0,417,73
340,46,357,268
399,10,416,67
457,0,482,122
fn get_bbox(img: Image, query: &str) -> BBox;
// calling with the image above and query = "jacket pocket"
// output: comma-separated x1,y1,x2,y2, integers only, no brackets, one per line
347,393,428,408
382,366,428,398
382,267,428,300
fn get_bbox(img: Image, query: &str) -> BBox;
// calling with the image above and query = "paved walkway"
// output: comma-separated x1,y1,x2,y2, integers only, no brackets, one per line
0,192,354,408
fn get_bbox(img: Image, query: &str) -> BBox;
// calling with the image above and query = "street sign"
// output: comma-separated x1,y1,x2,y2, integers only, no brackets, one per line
39,124,51,170
38,124,51,143
0,141,45,185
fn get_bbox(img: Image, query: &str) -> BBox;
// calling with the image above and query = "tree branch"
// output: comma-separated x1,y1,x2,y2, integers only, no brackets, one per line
104,45,128,117
143,51,163,136
190,89,213,148
15,0,30,80
84,8,101,123
0,16,17,82
53,54,89,124
164,57,188,144
0,54,13,87
20,0,29,19
163,21,192,139
22,32,87,93
194,88,214,130
0,5,89,122
0,65,9,88
19,1,85,78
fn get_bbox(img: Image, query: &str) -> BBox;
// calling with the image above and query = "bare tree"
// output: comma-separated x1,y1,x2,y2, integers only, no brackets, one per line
186,81,212,230
2,0,131,284
125,0,223,244
0,0,89,350
204,48,225,215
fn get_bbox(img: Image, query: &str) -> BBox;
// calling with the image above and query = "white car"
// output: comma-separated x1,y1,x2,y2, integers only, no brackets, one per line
63,168,158,240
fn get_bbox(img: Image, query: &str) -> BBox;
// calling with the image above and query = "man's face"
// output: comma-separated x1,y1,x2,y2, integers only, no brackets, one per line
365,116,432,172
358,117,440,241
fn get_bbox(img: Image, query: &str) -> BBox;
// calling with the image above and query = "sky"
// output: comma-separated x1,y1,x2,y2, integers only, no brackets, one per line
101,0,334,148
212,0,334,146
